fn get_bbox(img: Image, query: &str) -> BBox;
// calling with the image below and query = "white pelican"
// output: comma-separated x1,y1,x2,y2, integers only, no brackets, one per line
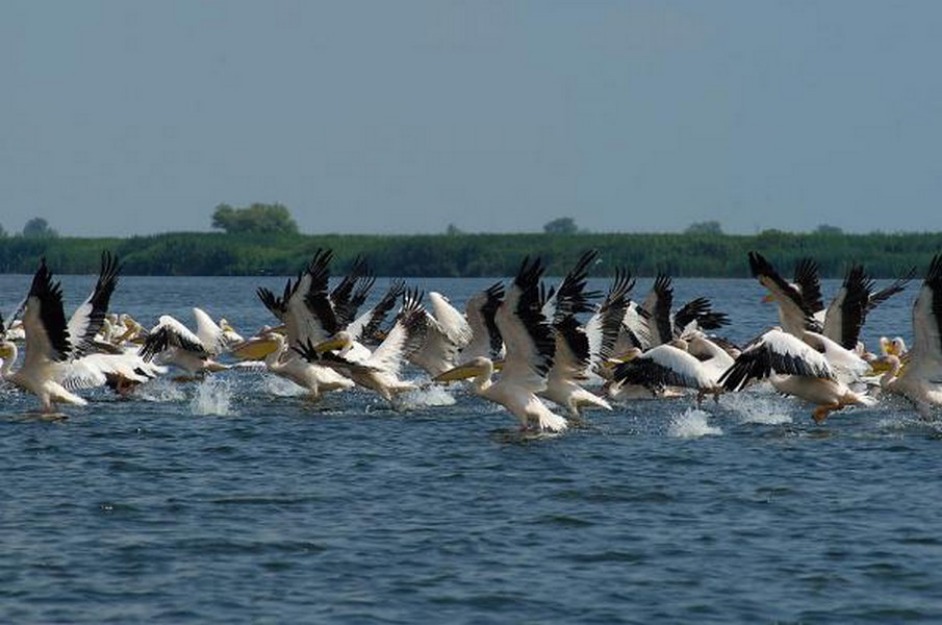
749,252,872,384
309,293,428,401
749,251,820,336
719,327,875,422
458,281,504,363
256,248,341,351
617,273,728,353
879,254,942,411
66,250,122,356
243,330,354,400
790,259,915,350
3,252,149,403
1,259,88,412
436,256,568,433
585,268,634,379
542,315,612,417
407,291,473,377
610,342,725,403
539,251,612,418
639,274,675,347
752,252,914,350
138,312,230,378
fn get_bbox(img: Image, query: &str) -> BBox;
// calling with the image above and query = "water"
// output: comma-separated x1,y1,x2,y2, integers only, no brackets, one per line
1,274,941,623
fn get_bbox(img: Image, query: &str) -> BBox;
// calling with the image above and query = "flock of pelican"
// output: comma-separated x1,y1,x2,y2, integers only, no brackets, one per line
1,248,940,431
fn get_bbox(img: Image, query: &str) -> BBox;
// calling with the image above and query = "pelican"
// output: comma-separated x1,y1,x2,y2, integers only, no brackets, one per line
635,273,731,348
3,252,145,403
719,327,876,422
792,258,915,350
309,292,428,401
540,251,612,418
458,281,504,364
543,315,612,417
751,252,914,349
250,331,354,399
610,342,725,404
436,256,568,433
138,311,230,378
407,291,473,377
748,252,819,336
879,254,942,411
0,259,88,412
256,249,342,351
748,251,872,384
585,267,634,380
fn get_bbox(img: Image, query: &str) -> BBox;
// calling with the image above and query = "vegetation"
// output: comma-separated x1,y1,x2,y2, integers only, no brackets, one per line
0,230,940,278
211,202,298,235
22,217,58,238
543,217,579,235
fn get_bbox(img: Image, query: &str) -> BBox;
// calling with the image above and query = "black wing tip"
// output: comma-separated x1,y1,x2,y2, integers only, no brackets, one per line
515,256,545,289
748,251,773,278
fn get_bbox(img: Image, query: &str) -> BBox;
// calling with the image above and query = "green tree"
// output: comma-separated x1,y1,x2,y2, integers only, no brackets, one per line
211,202,299,235
685,220,723,235
543,217,578,234
22,217,58,238
0,222,6,237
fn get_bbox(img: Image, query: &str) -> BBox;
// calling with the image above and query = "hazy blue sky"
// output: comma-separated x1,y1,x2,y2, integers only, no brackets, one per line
3,1,941,237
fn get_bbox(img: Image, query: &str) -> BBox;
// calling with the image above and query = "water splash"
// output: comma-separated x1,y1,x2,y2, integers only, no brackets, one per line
394,385,457,410
135,378,187,403
263,375,306,397
668,408,722,439
724,393,792,425
190,377,235,416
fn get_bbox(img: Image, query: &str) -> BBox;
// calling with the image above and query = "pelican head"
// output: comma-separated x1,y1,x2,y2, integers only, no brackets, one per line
888,336,908,356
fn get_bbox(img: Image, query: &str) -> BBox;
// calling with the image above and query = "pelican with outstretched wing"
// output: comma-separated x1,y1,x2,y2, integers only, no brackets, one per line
0,258,88,412
436,256,567,432
719,327,876,422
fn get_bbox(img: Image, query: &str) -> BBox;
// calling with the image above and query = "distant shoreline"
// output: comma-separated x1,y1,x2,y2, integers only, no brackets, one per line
0,231,939,278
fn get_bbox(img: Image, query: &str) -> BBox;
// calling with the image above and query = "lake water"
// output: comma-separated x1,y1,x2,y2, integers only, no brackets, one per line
1,273,940,624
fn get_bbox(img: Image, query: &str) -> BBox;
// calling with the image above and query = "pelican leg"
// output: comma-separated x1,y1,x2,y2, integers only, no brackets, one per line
812,403,840,423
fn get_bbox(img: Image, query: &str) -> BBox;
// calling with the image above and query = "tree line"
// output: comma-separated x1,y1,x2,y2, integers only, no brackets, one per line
0,230,939,278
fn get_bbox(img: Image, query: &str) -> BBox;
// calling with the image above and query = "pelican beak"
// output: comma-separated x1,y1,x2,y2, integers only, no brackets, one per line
492,359,505,372
434,363,480,383
313,336,347,354
761,293,775,303
605,348,642,367
230,336,280,361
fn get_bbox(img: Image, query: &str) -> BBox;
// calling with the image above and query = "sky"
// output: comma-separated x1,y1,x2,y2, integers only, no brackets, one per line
2,1,942,237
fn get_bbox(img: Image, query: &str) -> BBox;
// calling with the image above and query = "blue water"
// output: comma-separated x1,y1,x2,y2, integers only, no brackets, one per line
1,274,941,623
